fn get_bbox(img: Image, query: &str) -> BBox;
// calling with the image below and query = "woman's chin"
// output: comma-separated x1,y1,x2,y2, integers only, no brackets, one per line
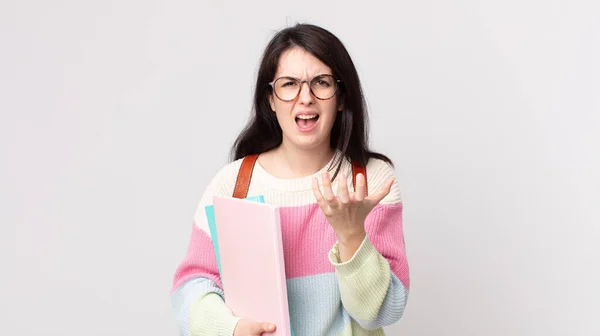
287,134,330,151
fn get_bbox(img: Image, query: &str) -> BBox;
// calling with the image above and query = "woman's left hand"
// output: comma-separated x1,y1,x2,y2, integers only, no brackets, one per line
312,170,395,244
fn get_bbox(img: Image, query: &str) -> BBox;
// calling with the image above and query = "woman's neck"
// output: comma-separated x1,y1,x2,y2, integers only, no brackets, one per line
260,143,335,179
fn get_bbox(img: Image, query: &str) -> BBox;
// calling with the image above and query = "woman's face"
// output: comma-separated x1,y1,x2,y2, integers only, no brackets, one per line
269,46,341,152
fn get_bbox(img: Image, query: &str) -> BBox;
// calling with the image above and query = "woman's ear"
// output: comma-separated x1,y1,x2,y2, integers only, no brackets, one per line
269,94,276,112
337,94,344,111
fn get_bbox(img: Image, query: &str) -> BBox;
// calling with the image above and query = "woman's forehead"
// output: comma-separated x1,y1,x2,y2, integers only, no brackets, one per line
275,47,332,78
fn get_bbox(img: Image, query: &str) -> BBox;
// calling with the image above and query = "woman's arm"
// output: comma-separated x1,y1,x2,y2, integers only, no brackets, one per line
328,162,410,330
171,222,240,336
170,163,241,336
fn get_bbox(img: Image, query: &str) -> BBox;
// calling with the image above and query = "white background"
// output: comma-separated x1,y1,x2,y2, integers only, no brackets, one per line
2,0,599,335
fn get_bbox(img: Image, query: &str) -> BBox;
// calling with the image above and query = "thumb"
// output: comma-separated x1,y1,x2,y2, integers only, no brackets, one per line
252,321,276,333
367,176,395,205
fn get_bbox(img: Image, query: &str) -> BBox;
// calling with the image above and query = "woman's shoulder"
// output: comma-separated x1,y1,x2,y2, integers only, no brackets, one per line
364,156,402,205
197,158,245,204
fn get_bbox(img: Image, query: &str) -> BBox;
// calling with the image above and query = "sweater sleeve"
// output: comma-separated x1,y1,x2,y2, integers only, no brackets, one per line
328,160,410,330
170,163,241,336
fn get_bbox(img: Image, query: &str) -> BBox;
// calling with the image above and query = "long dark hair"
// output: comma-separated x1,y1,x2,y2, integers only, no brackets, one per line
230,23,393,179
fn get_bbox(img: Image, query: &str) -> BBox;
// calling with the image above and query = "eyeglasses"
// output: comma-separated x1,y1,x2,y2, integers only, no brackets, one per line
269,74,341,102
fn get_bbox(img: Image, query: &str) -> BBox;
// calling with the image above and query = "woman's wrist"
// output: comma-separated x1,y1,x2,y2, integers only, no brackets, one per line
336,227,367,262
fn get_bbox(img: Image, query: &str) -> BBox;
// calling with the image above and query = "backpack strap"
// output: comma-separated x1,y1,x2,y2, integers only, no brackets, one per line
232,153,259,199
232,154,368,198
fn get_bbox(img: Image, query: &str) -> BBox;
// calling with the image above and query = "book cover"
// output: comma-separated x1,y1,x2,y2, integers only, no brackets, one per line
205,195,295,336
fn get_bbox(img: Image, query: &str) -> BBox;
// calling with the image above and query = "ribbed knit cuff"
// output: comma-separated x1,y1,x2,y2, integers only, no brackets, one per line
328,234,392,321
215,314,242,336
328,234,379,278
189,293,242,336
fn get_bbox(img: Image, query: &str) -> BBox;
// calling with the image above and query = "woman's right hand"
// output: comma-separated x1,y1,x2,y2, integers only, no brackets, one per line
233,319,277,335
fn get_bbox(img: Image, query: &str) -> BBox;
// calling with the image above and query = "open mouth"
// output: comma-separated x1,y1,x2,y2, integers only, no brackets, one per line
295,114,319,130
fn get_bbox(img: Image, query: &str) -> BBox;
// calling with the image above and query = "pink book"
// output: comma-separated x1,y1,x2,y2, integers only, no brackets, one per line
212,195,293,336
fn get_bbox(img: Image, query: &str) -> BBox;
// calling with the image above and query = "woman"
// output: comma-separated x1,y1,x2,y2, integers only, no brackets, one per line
171,23,410,335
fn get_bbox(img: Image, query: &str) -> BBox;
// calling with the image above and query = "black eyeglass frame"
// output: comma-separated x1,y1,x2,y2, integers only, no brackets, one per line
268,74,342,102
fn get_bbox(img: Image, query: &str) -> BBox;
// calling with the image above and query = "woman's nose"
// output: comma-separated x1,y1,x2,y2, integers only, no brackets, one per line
298,82,314,104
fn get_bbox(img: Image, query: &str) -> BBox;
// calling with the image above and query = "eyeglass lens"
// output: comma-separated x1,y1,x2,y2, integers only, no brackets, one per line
273,74,337,101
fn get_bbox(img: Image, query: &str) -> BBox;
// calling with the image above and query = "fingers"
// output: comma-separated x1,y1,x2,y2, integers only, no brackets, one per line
337,173,350,204
321,171,337,204
314,171,356,208
354,173,366,202
312,176,326,207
